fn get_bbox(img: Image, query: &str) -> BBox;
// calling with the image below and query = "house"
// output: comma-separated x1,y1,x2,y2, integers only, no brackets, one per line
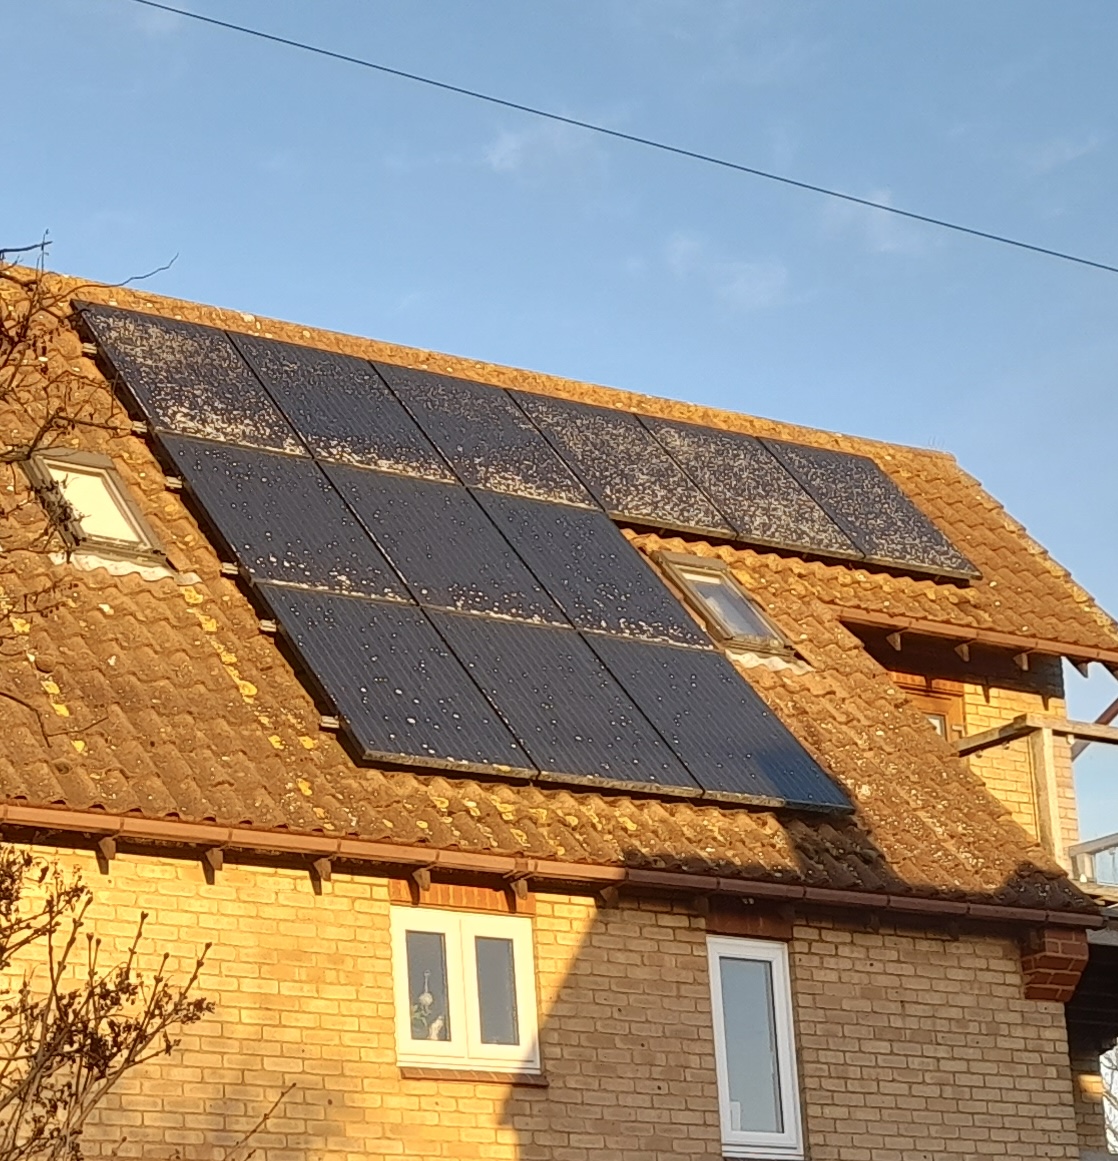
2,266,1118,1160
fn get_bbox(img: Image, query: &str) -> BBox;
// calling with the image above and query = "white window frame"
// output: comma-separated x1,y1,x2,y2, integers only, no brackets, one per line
390,906,540,1073
707,935,803,1159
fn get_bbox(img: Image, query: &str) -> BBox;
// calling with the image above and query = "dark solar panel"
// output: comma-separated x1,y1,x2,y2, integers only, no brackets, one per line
473,491,710,647
429,612,700,794
640,417,860,560
760,439,979,578
324,464,566,624
157,435,408,601
256,585,531,774
77,303,303,454
587,635,851,810
374,362,593,506
230,334,455,482
511,391,734,537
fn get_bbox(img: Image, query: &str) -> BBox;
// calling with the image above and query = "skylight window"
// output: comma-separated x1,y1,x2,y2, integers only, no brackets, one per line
659,554,789,654
25,450,162,559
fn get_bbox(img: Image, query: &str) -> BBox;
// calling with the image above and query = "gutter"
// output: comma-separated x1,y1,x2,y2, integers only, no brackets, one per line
0,801,1099,929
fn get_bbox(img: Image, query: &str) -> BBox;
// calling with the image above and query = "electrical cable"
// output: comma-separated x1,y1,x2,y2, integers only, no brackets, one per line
124,0,1118,276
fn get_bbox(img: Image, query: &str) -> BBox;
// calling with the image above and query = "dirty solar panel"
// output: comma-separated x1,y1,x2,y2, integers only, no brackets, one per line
324,464,566,624
77,303,303,454
429,612,700,793
473,491,710,647
587,634,851,810
640,417,860,560
510,392,734,537
374,362,593,506
230,333,455,482
157,435,409,601
760,439,979,578
256,585,530,773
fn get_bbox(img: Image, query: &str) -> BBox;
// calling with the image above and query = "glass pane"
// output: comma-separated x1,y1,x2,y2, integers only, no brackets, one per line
719,956,783,1134
48,466,143,544
680,568,775,642
475,936,519,1045
926,712,947,737
405,930,451,1041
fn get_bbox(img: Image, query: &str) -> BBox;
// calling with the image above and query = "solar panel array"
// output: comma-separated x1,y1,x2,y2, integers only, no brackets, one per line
78,301,971,812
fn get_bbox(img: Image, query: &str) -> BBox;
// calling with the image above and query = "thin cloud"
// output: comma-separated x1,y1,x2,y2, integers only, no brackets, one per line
1023,132,1104,176
483,120,607,184
665,233,789,312
822,188,929,256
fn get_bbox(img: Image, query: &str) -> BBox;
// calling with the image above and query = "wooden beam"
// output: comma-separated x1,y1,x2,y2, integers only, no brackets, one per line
955,714,1118,757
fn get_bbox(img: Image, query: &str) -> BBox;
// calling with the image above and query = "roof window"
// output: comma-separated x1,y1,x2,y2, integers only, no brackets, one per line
24,450,163,560
659,553,789,654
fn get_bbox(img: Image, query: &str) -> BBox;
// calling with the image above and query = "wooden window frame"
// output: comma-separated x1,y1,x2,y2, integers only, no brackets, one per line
707,935,803,1160
891,672,967,740
390,906,540,1074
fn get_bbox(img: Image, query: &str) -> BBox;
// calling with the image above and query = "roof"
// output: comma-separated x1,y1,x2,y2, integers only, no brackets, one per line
0,268,1112,915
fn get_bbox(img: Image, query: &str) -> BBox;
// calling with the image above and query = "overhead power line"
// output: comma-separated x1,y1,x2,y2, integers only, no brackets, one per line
125,0,1118,277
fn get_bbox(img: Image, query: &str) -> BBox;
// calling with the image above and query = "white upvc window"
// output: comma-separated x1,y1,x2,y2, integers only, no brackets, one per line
390,906,540,1073
707,936,803,1159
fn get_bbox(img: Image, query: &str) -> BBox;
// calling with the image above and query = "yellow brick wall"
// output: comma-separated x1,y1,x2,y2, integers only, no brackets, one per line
4,846,1081,1161
961,683,1078,854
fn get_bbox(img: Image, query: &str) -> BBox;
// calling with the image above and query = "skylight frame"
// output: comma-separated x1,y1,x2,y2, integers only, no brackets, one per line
23,449,165,562
657,552,792,656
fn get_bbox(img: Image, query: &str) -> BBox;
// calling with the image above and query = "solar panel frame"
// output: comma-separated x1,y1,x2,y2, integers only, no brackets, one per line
639,416,862,561
510,391,736,538
428,611,702,796
230,333,457,482
323,463,568,624
374,362,594,506
77,303,304,455
256,585,534,777
586,633,851,811
155,435,410,601
472,490,712,648
760,438,979,579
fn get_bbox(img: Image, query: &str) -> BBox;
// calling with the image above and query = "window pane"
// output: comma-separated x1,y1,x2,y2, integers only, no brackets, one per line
926,712,947,737
405,930,451,1041
48,466,143,545
719,956,783,1133
680,568,774,642
475,936,519,1045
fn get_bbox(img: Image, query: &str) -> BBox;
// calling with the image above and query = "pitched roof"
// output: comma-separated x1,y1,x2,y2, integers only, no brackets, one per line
0,270,1110,915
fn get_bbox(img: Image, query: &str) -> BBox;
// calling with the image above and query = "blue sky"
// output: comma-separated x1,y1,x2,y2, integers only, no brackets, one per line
6,1,1118,832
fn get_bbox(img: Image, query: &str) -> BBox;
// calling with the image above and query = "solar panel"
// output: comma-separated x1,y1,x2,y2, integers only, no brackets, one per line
640,417,860,560
157,435,409,601
511,391,735,537
256,585,531,774
230,333,455,482
760,439,979,578
473,490,711,647
77,303,303,454
429,612,700,794
586,634,850,811
324,464,566,624
374,362,593,506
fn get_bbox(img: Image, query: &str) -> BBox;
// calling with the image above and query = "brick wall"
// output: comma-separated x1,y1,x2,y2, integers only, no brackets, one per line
4,846,1081,1161
961,683,1078,854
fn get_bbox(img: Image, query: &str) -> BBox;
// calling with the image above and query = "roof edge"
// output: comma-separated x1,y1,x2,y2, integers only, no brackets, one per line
0,800,1098,925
